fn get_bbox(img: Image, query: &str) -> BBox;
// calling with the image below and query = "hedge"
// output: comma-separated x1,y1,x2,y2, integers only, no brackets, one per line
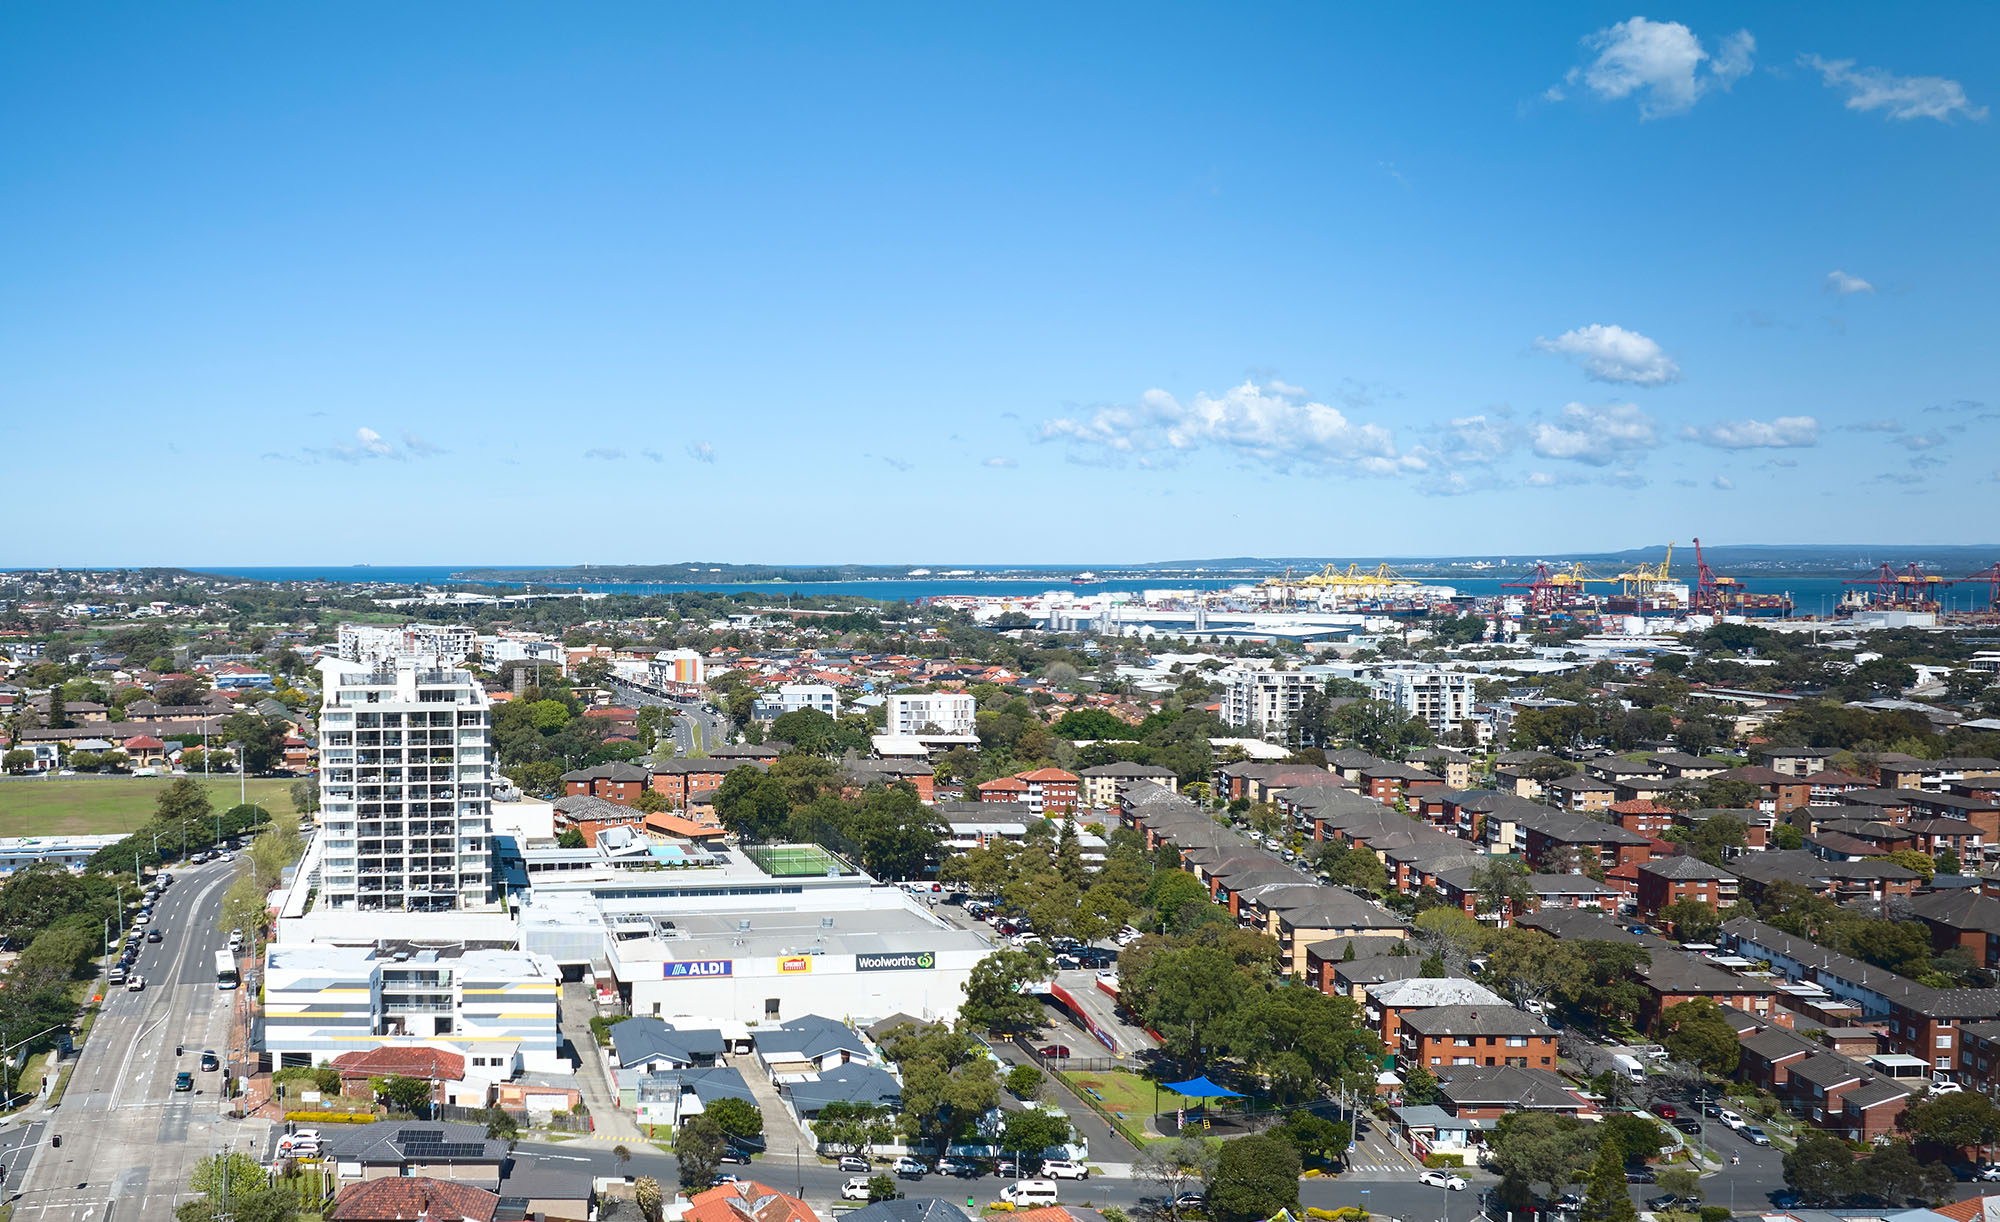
283,1110,377,1124
1422,1152,1465,1168
1307,1209,1370,1221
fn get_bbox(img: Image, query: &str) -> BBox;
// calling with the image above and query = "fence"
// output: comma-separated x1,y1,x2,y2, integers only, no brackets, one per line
436,1102,595,1133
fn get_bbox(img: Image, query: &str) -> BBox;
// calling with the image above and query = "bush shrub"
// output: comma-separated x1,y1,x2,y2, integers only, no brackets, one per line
1700,1208,1733,1222
282,1110,376,1124
1307,1208,1370,1221
1422,1152,1464,1168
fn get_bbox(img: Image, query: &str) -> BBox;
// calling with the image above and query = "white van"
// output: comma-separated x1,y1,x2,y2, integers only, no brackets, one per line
1001,1180,1059,1206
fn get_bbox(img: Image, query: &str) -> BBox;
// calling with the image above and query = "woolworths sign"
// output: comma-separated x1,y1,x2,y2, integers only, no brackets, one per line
856,951,935,972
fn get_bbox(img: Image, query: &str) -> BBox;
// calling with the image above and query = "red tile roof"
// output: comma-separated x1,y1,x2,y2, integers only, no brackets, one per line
122,735,166,750
1016,768,1079,783
329,1176,499,1221
685,1180,818,1222
330,1045,466,1082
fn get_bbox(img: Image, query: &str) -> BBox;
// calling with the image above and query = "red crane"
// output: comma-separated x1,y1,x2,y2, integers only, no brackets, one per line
1957,563,2000,612
1690,537,1743,614
1501,563,1560,615
1842,562,1956,611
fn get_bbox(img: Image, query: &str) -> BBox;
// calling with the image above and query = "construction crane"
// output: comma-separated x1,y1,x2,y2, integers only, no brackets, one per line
1842,562,1958,612
1501,561,1613,615
1612,542,1675,597
1690,537,1793,616
1261,562,1413,601
1960,563,2000,613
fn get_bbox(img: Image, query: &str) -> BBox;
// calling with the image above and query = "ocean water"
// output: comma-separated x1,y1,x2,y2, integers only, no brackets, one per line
180,565,1969,614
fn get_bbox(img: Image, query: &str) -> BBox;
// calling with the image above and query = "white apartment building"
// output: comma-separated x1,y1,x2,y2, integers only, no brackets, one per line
338,622,478,667
477,631,563,671
263,944,564,1073
1370,668,1479,734
885,692,976,738
778,684,839,717
315,657,496,913
1220,665,1342,737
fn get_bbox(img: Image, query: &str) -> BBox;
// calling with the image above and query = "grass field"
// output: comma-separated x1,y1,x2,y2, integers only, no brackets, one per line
1064,1067,1199,1123
0,775,301,836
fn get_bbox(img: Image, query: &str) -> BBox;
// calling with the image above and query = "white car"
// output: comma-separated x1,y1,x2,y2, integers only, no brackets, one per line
1042,1159,1089,1180
1931,1081,1965,1095
1419,1171,1467,1191
1716,1109,1745,1130
841,1178,872,1201
1976,1166,2000,1183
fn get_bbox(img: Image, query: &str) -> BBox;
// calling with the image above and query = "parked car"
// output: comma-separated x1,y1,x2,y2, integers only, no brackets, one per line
1171,1192,1208,1214
1672,1118,1701,1135
841,1178,872,1201
1977,1166,2000,1183
1932,1081,1965,1095
1648,1196,1700,1212
1741,1126,1772,1147
938,1158,979,1178
1624,1166,1656,1184
1037,1044,1072,1059
1650,1102,1678,1119
1042,1160,1088,1180
718,1146,751,1165
1419,1170,1467,1191
1716,1108,1746,1129
894,1156,929,1180
837,1156,871,1173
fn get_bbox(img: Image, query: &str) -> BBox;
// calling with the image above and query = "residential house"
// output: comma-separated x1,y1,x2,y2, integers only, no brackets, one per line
649,758,767,811
1760,746,1841,778
1079,762,1178,808
1720,766,1812,813
1905,890,2000,971
684,1180,820,1222
1399,1004,1559,1070
1729,850,1922,905
1634,855,1740,920
1364,977,1507,1051
328,1178,500,1222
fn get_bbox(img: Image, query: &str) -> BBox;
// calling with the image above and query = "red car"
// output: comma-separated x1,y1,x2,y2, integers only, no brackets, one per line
1651,1102,1678,1120
1037,1045,1071,1059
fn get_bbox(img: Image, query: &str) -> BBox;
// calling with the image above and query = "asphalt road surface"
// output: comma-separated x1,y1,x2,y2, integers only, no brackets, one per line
10,856,260,1222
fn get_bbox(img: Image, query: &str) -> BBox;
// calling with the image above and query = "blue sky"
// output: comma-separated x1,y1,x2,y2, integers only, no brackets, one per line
3,3,1995,566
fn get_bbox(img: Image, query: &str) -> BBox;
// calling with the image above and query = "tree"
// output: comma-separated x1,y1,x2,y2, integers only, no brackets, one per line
704,1096,764,1142
1903,1089,2000,1149
1411,907,1487,977
1136,1137,1218,1216
1697,778,1765,810
157,776,215,825
370,1074,435,1116
813,1101,895,1157
635,1175,666,1222
711,768,791,841
1656,999,1741,1075
481,1105,521,1144
1936,847,1964,877
221,711,287,774
556,827,586,849
1205,1133,1301,1222
999,1107,1072,1157
865,1174,899,1202
1273,1111,1347,1165
1401,1063,1439,1106
1598,1113,1668,1165
1883,850,1937,884
2,749,32,774
1006,1064,1045,1099
675,1114,723,1190
1578,1132,1638,1222
1851,1140,1951,1206
960,946,1051,1033
1489,1111,1597,1199
1657,898,1723,944
1770,822,1805,850
288,779,320,815
769,708,843,757
1782,1132,1856,1206
187,1152,269,1205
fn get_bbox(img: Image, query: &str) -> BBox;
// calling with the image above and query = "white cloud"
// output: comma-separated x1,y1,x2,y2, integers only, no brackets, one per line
983,456,1017,469
1713,475,1735,490
1039,380,1415,473
1532,402,1660,465
1801,54,1988,122
1534,324,1681,386
355,427,394,457
1897,433,1945,451
402,430,447,457
1564,18,1755,118
1685,416,1820,449
640,448,665,463
1527,472,1558,487
582,447,625,461
310,426,404,463
1825,269,1875,294
686,441,716,463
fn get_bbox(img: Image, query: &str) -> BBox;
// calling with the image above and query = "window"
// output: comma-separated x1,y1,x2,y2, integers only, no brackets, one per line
1507,1037,1528,1047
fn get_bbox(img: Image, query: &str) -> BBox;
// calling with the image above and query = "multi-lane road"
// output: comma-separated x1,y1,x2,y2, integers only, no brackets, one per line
9,855,266,1222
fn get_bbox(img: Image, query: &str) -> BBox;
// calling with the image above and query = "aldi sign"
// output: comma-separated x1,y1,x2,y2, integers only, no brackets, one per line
664,959,733,979
856,951,936,972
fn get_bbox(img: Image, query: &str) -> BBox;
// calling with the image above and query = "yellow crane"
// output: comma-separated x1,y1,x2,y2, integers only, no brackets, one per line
1612,543,1675,597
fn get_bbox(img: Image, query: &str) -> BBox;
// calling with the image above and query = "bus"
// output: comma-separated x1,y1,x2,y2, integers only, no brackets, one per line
215,950,239,991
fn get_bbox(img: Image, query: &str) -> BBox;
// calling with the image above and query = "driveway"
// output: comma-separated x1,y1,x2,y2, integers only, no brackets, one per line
560,982,639,1141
